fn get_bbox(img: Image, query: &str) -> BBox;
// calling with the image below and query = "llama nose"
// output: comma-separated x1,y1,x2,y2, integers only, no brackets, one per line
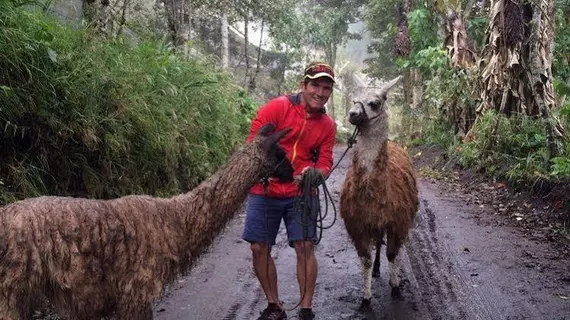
349,111,359,119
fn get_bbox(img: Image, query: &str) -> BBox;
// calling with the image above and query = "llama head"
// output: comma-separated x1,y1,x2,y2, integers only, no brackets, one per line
256,124,294,182
348,76,402,127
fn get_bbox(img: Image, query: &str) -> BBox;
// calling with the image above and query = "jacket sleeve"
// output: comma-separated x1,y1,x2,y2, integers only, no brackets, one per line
246,98,285,143
315,122,336,177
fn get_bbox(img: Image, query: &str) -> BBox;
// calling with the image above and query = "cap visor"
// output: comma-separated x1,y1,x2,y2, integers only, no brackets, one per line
305,72,335,83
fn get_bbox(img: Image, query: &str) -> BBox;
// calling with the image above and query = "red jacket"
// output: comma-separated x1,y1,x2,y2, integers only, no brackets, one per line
247,94,336,198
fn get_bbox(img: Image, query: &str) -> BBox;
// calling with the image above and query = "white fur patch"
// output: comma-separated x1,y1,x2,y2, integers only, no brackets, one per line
360,256,373,300
388,260,400,288
354,121,389,175
358,147,377,172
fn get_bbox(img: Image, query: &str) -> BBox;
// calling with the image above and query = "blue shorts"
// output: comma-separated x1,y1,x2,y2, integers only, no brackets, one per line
242,194,318,248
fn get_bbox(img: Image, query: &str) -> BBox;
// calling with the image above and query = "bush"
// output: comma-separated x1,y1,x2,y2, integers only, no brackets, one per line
457,111,569,182
0,2,253,203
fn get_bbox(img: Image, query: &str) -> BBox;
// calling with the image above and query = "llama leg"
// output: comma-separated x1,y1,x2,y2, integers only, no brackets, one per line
386,231,403,299
372,231,384,278
355,241,373,308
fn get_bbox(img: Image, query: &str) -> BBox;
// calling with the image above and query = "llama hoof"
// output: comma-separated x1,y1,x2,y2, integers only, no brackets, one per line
372,268,380,278
359,298,372,311
391,286,402,299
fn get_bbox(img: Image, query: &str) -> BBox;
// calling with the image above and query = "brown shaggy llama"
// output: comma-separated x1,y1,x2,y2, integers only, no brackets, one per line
340,76,419,307
0,124,293,320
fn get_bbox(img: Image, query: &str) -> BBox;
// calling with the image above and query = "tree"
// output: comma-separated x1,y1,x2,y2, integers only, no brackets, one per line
300,0,365,120
221,12,229,67
265,5,306,95
245,0,298,91
363,0,402,79
479,0,562,158
163,0,191,49
444,10,476,68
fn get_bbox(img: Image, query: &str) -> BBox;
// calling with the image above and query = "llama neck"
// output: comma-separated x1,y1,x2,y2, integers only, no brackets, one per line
169,143,270,259
353,118,389,174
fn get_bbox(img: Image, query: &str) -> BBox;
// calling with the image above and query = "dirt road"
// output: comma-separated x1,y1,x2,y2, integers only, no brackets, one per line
152,146,570,320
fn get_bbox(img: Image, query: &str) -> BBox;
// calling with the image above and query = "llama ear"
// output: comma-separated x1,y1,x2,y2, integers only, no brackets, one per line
266,127,292,146
262,127,292,152
257,123,277,137
377,75,402,98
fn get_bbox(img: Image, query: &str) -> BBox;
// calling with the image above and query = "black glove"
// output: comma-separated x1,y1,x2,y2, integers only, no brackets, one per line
296,167,324,188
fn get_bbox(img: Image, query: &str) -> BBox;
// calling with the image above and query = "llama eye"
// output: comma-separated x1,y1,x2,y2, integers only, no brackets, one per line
368,101,381,110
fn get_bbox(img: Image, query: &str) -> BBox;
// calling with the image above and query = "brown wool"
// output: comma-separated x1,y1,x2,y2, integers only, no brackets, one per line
0,127,289,320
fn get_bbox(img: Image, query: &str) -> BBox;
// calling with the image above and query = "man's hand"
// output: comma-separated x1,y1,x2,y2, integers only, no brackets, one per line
295,167,324,188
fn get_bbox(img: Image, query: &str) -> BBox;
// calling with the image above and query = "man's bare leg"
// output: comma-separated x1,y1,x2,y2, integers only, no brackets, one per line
251,242,280,304
294,240,317,308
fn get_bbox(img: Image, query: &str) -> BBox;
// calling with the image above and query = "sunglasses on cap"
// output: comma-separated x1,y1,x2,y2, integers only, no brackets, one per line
303,64,335,83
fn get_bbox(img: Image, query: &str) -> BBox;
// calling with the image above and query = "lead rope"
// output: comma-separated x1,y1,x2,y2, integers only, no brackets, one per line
327,126,359,177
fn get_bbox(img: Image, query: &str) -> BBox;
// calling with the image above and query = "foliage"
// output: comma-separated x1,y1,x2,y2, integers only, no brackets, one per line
550,155,570,177
406,8,439,56
403,46,448,73
457,111,570,181
553,8,570,82
466,15,488,49
365,5,439,78
419,118,458,149
0,2,253,204
301,0,363,49
364,0,570,190
362,0,400,77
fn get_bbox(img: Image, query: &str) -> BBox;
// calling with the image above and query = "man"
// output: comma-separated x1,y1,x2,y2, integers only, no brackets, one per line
241,62,336,320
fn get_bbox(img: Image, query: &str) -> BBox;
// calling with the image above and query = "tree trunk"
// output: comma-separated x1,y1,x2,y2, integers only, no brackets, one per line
445,10,476,68
394,1,411,57
411,69,423,109
443,10,476,134
278,45,288,96
330,44,337,120
342,68,357,128
248,19,264,92
402,69,413,106
163,0,190,50
181,0,192,55
221,13,229,68
395,0,413,110
324,42,337,120
116,0,130,37
83,0,97,25
243,11,250,88
526,0,558,159
479,0,526,116
97,0,110,36
164,0,179,47
478,0,562,156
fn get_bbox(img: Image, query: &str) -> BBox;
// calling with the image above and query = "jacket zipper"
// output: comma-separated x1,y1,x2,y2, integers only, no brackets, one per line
291,118,307,165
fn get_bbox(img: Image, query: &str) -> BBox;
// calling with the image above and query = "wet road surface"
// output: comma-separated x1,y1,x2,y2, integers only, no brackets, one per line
153,147,570,320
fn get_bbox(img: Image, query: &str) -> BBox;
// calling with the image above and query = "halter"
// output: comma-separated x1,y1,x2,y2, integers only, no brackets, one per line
354,100,384,124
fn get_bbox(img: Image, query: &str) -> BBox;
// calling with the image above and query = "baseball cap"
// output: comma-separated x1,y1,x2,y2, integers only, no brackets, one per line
303,63,335,83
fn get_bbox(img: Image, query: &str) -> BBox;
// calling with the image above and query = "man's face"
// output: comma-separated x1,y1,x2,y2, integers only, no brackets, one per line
300,78,334,112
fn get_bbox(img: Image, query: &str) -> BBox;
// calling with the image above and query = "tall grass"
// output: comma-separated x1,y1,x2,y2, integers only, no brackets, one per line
0,2,256,204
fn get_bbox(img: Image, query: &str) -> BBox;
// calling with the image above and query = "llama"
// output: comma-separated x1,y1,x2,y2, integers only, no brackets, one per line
339,76,419,307
0,124,293,320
